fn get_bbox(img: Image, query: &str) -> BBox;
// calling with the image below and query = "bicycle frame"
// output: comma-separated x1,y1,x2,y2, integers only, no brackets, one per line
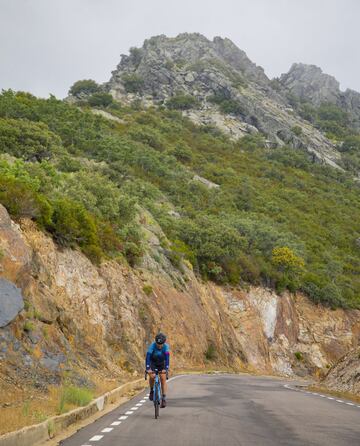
145,369,168,419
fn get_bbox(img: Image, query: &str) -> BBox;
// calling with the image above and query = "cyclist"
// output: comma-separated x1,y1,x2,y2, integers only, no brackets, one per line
145,332,170,408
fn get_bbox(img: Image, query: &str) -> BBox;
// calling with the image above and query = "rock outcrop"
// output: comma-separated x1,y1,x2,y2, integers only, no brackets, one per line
0,203,359,397
105,33,342,168
323,347,360,395
279,63,360,130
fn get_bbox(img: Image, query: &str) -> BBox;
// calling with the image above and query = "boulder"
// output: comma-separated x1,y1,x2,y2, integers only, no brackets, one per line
0,278,24,327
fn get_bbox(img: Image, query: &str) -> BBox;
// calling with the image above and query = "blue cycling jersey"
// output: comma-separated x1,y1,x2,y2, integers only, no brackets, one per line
146,342,170,370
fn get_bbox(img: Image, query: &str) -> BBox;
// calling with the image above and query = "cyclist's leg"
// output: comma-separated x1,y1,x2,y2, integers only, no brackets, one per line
148,366,156,400
160,371,167,398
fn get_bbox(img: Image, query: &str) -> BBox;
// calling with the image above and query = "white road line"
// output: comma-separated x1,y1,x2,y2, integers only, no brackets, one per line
111,421,122,426
125,411,133,415
136,403,142,406
140,399,146,403
144,397,149,400
89,435,104,441
119,416,128,420
130,406,138,410
283,384,360,410
101,428,113,433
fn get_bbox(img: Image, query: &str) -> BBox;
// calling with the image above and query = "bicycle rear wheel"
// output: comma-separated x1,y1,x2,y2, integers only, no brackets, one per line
155,400,159,419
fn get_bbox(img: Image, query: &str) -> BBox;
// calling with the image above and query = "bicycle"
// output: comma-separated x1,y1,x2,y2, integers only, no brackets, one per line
145,369,168,419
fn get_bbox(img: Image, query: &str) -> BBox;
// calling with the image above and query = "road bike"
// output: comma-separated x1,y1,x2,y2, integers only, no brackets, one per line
145,369,168,419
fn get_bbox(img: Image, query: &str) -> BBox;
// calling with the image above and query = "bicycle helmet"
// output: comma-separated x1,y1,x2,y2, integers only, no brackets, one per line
155,332,166,344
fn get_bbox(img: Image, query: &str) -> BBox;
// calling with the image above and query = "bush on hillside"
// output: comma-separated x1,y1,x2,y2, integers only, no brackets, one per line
69,80,100,98
122,74,144,93
166,94,199,110
88,92,113,107
0,118,62,161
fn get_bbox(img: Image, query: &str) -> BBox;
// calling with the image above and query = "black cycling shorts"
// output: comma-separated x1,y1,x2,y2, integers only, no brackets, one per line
150,362,165,372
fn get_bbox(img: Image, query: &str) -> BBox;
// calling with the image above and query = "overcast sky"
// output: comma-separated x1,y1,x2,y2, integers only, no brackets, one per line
0,0,359,98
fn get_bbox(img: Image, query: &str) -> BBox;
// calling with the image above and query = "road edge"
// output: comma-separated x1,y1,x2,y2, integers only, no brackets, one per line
0,378,147,446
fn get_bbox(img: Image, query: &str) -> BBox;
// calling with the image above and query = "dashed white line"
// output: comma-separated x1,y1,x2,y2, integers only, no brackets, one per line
140,399,146,403
284,384,360,410
89,435,104,441
125,410,133,415
119,415,128,420
130,406,139,410
136,403,143,406
111,421,122,426
101,428,113,433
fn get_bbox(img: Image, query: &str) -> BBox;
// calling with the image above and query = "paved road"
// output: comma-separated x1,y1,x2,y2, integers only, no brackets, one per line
61,374,360,446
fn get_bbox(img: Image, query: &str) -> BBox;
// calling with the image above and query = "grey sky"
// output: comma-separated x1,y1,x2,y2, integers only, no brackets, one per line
0,0,359,98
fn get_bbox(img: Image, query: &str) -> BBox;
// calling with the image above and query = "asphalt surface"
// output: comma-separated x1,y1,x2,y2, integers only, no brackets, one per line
61,374,360,446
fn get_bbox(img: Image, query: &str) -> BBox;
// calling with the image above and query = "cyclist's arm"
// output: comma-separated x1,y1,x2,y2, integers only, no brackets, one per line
164,344,170,370
145,343,154,370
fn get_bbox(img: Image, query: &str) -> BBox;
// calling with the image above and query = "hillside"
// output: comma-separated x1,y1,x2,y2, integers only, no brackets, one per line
1,86,360,308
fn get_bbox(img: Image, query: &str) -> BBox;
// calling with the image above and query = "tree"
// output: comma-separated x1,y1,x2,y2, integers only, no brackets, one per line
69,80,100,98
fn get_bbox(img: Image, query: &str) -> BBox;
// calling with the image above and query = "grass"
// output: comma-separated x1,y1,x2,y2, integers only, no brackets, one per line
23,321,35,332
59,386,93,410
142,284,153,296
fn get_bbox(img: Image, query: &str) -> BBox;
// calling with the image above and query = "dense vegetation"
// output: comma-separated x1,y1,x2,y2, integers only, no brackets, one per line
287,96,360,173
0,89,359,308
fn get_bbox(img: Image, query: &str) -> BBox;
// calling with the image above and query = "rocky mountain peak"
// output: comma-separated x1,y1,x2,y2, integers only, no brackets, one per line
105,34,356,168
279,63,341,106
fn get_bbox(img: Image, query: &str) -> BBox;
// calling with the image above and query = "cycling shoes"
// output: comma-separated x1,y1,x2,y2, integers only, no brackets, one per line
160,398,167,408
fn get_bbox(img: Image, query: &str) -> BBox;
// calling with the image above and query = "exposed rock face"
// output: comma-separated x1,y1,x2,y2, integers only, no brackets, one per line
0,279,24,327
0,203,359,397
280,63,360,130
105,33,342,168
323,347,360,395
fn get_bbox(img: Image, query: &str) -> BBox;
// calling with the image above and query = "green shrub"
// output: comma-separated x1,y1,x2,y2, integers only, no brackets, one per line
0,117,62,161
292,126,302,136
142,285,153,295
0,177,52,224
60,386,93,407
294,351,303,361
166,94,199,110
23,321,35,332
49,198,99,248
208,93,244,116
122,74,144,93
69,79,100,97
129,47,144,67
205,342,217,361
88,92,113,107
